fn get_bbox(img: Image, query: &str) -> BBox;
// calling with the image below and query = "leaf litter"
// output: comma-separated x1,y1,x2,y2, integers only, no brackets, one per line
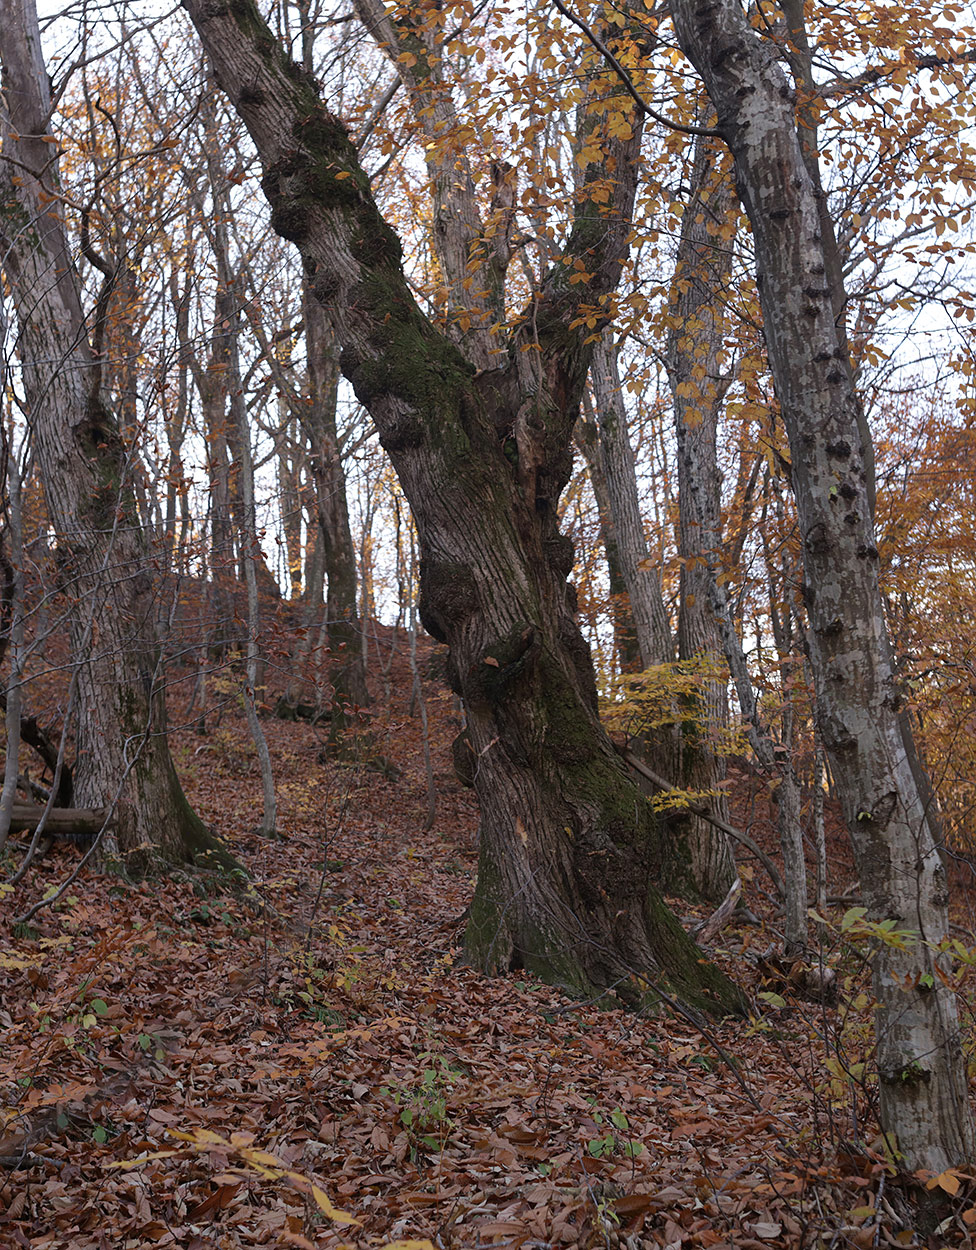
2,637,975,1248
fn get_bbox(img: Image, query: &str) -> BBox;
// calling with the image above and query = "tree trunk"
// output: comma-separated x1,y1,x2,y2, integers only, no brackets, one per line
225,275,278,838
589,340,672,669
195,281,239,653
0,449,25,854
575,401,640,673
664,125,810,948
667,135,737,903
183,0,744,1015
672,0,974,1169
763,477,810,953
0,0,235,873
588,340,726,900
301,286,370,715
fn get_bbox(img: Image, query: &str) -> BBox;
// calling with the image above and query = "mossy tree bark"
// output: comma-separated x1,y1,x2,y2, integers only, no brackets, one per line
0,0,236,873
182,0,744,1014
672,0,974,1168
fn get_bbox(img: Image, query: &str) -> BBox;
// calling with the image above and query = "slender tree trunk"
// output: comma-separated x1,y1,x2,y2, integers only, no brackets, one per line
164,265,194,572
226,282,278,838
183,0,744,1014
0,449,25,853
408,533,436,832
813,736,827,918
301,286,370,715
663,133,740,901
194,283,239,653
0,0,234,871
763,480,810,951
672,0,974,1169
588,341,730,899
575,400,640,673
664,123,811,940
589,340,671,669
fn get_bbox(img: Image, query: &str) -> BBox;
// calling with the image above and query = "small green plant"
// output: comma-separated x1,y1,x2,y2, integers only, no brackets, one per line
273,948,347,1024
584,1106,643,1161
384,1057,458,1154
138,1032,168,1061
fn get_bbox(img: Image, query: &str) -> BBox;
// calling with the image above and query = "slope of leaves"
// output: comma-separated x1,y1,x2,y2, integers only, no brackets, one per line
2,636,975,1249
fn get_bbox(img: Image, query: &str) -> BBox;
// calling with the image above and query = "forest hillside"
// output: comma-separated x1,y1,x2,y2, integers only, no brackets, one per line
3,0,976,1241
3,628,976,1249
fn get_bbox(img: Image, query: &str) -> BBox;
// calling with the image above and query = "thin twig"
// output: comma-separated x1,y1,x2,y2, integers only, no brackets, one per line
622,748,786,898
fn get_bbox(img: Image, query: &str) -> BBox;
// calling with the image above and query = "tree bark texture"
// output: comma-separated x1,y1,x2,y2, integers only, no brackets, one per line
301,286,370,713
352,0,510,372
0,0,234,871
183,0,744,1015
575,401,640,673
671,0,974,1169
664,134,738,903
589,333,733,901
763,480,810,953
224,274,278,838
588,340,672,671
194,281,241,652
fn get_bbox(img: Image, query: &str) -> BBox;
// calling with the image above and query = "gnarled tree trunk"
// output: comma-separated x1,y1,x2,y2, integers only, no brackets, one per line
182,0,744,1015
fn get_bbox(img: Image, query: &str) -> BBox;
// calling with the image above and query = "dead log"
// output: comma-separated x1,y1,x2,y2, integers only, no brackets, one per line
6,804,108,837
0,694,73,805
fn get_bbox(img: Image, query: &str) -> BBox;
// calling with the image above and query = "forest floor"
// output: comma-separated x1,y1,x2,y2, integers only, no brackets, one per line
3,627,976,1249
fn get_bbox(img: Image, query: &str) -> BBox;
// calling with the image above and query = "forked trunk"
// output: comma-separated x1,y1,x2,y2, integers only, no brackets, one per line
184,0,744,1015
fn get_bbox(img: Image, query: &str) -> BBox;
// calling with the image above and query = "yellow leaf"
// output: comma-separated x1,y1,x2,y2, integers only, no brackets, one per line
927,1169,961,1195
239,1148,283,1168
308,1182,361,1225
171,1128,227,1146
107,1149,180,1169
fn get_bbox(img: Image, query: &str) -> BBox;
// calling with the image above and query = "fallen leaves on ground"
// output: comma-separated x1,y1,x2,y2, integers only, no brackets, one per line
2,639,975,1248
